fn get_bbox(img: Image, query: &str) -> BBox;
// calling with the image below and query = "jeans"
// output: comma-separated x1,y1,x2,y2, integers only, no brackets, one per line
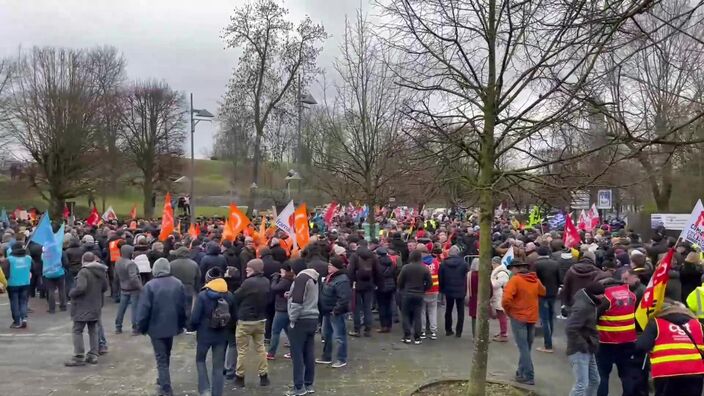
596,343,637,396
184,291,194,323
72,320,99,357
44,275,67,312
322,313,348,362
289,318,317,391
115,291,140,331
539,297,556,349
376,290,394,329
353,289,374,332
98,319,108,349
196,340,226,396
401,294,424,339
150,336,174,395
444,296,465,336
421,294,438,333
569,352,600,396
268,311,290,356
235,320,267,377
7,285,29,324
265,302,276,340
65,273,76,300
510,318,535,381
225,337,237,378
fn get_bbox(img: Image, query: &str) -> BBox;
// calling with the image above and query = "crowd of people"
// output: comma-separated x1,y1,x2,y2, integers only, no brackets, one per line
0,210,704,396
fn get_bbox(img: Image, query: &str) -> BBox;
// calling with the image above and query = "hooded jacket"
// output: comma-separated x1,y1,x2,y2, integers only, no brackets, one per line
65,239,85,276
562,259,609,306
261,251,282,280
439,255,469,298
398,261,432,296
115,245,142,294
288,268,320,325
189,278,236,344
348,247,380,292
376,253,399,293
566,289,606,355
136,258,187,338
69,261,109,322
501,271,546,323
169,246,201,296
199,242,227,285
534,255,561,298
320,269,352,315
270,272,294,312
233,272,270,321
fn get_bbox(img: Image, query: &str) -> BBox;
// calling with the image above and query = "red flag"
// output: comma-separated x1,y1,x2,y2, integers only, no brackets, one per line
158,193,174,241
588,204,600,231
86,206,100,227
129,204,137,220
564,212,581,249
63,204,70,219
323,202,338,226
188,223,199,240
577,209,588,231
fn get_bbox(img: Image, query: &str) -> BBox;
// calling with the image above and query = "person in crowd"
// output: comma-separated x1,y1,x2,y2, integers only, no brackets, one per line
397,250,432,344
534,245,561,353
375,247,398,333
286,258,320,395
189,272,235,396
239,237,256,270
268,262,294,360
232,258,270,388
681,252,703,305
65,236,86,297
199,241,227,285
419,245,440,340
7,242,32,329
260,247,282,343
114,244,142,335
502,260,546,386
65,252,109,366
270,238,289,264
439,245,468,337
169,246,201,325
467,258,480,337
490,256,510,342
43,244,67,314
348,246,379,337
318,256,351,367
136,258,187,396
566,282,605,396
562,250,608,309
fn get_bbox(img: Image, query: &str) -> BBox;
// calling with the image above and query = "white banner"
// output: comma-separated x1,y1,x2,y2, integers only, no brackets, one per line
678,200,704,245
275,200,295,237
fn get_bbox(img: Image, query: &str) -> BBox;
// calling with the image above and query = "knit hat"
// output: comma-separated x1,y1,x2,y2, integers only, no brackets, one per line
333,244,346,256
329,256,345,269
685,252,701,265
448,245,461,257
81,251,97,264
247,258,264,274
291,258,307,274
205,267,223,283
81,234,95,244
152,257,171,277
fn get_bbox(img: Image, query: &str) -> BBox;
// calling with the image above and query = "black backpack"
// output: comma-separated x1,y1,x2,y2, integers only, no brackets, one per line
209,298,231,329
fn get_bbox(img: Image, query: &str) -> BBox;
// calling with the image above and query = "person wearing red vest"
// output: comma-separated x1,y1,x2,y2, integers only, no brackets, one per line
595,281,638,396
636,298,704,396
419,245,440,340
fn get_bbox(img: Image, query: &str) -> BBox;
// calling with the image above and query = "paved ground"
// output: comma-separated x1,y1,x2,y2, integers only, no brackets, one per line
0,294,621,396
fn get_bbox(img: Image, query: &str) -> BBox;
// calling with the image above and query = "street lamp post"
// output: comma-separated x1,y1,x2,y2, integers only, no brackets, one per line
296,73,317,166
189,93,214,224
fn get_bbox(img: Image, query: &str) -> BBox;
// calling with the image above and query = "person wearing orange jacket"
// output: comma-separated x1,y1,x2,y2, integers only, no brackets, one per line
501,260,546,386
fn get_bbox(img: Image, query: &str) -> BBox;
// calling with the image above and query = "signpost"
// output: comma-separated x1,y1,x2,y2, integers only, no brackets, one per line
597,189,613,210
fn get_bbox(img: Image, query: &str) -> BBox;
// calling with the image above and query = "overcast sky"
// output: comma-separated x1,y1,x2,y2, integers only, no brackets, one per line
0,0,373,157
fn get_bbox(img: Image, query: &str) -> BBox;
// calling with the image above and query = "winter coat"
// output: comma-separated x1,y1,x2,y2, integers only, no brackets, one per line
390,236,409,264
376,254,399,293
81,242,102,260
115,245,142,294
147,250,166,268
270,273,294,312
239,248,256,268
555,251,575,284
566,289,604,355
636,300,699,353
136,272,187,338
348,248,380,292
65,240,85,276
561,259,609,307
169,247,201,296
680,263,703,305
468,271,479,318
189,279,236,344
398,262,432,296
288,268,320,325
666,268,682,303
233,273,269,321
69,262,109,322
261,253,282,281
270,245,288,264
199,242,227,284
534,256,561,298
307,256,329,279
439,255,469,299
490,264,510,311
319,269,352,315
502,271,546,324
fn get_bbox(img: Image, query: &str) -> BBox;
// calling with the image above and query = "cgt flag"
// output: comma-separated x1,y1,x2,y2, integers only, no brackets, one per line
227,203,251,238
679,199,704,247
294,203,310,249
158,193,174,241
635,248,674,330
86,206,100,227
564,212,581,249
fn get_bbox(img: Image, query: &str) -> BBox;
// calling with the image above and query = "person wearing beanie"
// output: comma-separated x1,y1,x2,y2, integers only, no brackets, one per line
287,258,320,395
232,258,271,388
318,256,351,368
65,252,109,367
267,263,295,360
534,245,560,353
566,282,606,396
398,250,432,344
439,245,468,337
114,244,142,335
189,274,236,396
169,246,201,325
136,257,187,396
375,246,398,333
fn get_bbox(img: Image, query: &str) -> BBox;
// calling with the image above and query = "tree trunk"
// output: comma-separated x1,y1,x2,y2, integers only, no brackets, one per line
49,193,64,222
249,127,264,214
366,200,376,239
143,170,154,218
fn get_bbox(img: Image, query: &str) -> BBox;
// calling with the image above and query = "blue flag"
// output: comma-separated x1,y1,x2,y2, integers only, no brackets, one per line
29,214,64,278
0,208,8,226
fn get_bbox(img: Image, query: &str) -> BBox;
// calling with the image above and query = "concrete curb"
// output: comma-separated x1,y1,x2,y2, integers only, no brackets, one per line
411,378,539,395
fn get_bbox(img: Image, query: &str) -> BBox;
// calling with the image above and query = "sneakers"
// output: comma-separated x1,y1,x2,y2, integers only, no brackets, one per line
85,354,98,365
402,338,412,344
429,332,438,340
413,339,422,345
98,346,108,355
305,384,316,393
283,353,291,359
267,353,276,361
315,358,333,365
536,347,554,353
64,355,86,367
446,330,455,336
20,320,27,329
259,374,270,386
233,375,245,388
284,388,307,396
516,377,535,386
9,322,21,329
492,335,509,342
331,361,347,368
420,332,427,339
348,330,360,337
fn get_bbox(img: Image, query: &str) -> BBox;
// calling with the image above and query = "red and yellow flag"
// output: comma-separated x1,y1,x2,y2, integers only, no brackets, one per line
294,203,310,249
158,193,174,241
228,203,251,237
635,248,674,330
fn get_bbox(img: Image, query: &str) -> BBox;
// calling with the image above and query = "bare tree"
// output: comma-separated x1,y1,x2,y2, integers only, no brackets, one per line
222,0,327,210
119,80,186,218
379,0,704,394
2,47,105,218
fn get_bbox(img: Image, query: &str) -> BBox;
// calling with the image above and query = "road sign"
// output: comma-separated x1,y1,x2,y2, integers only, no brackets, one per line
597,190,612,209
571,190,590,210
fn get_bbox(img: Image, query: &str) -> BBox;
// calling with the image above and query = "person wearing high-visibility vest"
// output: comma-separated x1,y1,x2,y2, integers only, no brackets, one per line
595,280,638,396
685,274,704,325
636,297,704,396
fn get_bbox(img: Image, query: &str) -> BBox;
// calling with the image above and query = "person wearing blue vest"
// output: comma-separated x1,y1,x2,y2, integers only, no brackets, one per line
7,242,32,329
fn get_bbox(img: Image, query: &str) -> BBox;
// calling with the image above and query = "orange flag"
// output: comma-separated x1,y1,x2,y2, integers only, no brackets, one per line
129,204,137,220
294,203,310,249
257,217,267,246
188,223,199,240
228,203,251,237
158,193,174,241
222,218,235,241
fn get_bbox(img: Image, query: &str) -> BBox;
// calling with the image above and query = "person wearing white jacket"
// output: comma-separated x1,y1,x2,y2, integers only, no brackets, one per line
490,256,511,342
